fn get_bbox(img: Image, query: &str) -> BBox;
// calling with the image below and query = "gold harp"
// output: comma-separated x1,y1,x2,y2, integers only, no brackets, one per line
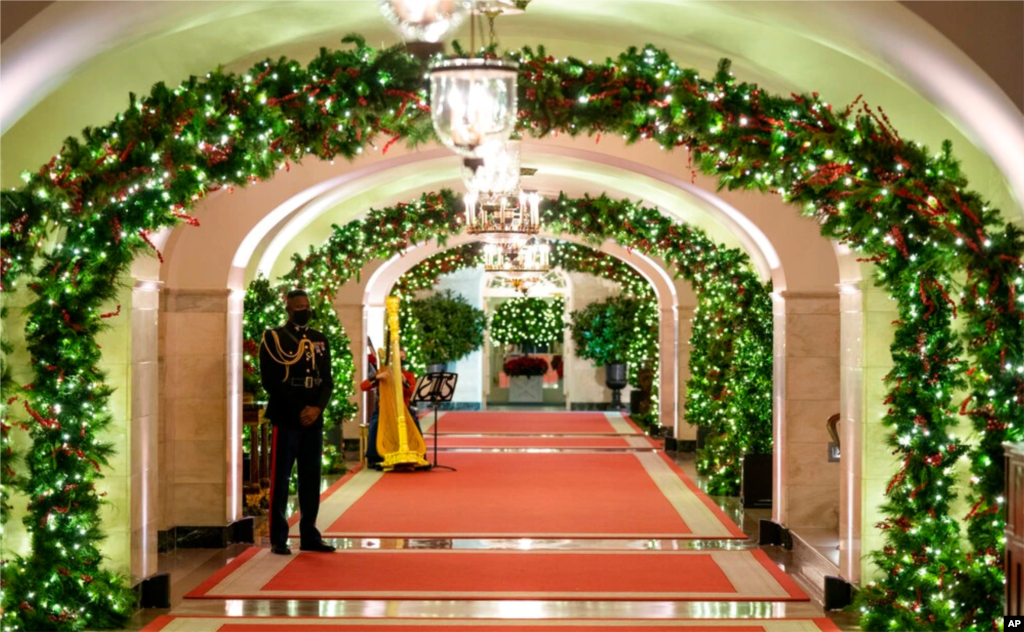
376,296,429,471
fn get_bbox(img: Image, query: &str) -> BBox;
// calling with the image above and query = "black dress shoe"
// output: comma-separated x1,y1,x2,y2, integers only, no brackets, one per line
299,541,336,553
271,544,292,555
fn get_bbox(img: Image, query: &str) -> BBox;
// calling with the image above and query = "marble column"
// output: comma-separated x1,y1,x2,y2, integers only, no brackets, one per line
334,274,368,438
774,291,841,531
159,289,231,528
129,279,161,579
675,306,696,440
658,305,678,431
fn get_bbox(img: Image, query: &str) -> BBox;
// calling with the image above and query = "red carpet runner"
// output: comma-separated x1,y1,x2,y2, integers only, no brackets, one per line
145,616,841,631
186,548,808,601
290,451,745,539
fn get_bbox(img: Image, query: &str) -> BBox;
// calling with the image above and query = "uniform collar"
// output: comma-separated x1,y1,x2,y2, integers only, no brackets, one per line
287,321,309,333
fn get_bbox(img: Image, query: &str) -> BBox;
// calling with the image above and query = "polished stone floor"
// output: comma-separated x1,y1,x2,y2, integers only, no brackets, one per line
117,451,859,631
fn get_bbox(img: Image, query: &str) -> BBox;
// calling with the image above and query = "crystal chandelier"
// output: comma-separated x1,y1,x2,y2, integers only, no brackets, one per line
462,139,521,199
427,0,519,158
378,0,470,43
483,239,550,272
429,58,518,157
464,189,540,237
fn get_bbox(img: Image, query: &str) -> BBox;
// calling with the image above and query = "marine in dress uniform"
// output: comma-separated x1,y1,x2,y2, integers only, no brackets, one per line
259,289,336,555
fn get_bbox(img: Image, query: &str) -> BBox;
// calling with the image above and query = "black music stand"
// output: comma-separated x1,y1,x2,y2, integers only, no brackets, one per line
412,372,459,472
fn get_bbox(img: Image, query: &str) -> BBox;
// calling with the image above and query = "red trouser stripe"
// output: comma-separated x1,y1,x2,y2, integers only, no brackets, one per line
268,426,279,542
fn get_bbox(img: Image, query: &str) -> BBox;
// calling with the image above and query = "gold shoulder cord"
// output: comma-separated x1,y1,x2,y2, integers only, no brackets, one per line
261,330,318,382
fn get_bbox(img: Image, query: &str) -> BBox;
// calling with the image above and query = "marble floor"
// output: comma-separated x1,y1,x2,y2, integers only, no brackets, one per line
117,452,859,632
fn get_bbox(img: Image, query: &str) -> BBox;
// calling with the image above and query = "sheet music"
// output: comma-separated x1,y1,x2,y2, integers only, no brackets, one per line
412,372,459,403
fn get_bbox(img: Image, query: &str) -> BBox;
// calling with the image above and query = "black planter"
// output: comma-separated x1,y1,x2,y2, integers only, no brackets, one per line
426,362,447,374
605,362,628,409
696,426,712,450
326,424,343,447
740,453,773,508
629,390,643,414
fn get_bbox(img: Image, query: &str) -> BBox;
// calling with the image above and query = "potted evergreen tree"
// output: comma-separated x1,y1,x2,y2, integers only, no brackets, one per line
570,296,643,409
408,290,487,373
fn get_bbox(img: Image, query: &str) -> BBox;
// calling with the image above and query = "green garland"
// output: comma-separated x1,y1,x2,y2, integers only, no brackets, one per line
392,241,655,299
0,33,1018,630
392,244,483,295
490,296,566,348
550,242,654,300
395,297,427,375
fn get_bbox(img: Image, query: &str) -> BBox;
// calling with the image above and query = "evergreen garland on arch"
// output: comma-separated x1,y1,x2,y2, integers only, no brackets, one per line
0,33,1017,630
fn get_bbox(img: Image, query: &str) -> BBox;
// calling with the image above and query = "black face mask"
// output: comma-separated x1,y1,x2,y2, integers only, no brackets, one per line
291,308,313,326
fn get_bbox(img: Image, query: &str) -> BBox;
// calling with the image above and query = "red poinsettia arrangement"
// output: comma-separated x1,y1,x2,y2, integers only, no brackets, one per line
503,356,549,377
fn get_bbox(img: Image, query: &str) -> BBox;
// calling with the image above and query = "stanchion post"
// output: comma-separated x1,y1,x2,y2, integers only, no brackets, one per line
359,422,369,468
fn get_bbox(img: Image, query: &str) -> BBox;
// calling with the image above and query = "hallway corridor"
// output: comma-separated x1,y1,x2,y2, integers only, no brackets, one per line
136,412,854,631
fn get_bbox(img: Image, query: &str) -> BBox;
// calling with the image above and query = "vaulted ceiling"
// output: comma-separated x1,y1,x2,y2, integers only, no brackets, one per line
2,1,1022,219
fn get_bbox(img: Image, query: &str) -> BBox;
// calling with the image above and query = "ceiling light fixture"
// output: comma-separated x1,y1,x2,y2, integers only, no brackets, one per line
378,0,470,43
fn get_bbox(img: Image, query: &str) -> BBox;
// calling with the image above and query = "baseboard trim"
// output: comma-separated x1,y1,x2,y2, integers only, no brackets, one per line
136,572,171,609
158,517,254,552
569,402,626,411
824,575,855,611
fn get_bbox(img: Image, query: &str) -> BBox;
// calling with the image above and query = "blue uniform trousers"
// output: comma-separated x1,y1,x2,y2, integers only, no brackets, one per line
268,422,323,547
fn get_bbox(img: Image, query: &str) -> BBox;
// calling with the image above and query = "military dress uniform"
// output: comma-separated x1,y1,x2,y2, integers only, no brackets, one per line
259,321,334,550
